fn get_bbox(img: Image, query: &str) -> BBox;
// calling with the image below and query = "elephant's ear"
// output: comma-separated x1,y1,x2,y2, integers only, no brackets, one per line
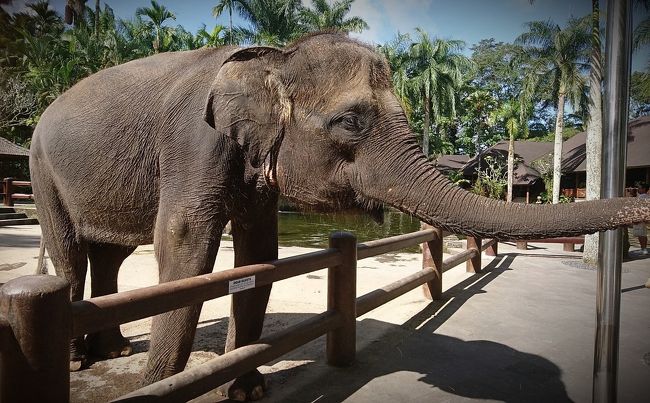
203,46,291,169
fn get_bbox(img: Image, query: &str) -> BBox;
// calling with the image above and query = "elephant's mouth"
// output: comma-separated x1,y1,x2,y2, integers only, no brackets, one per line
281,190,385,224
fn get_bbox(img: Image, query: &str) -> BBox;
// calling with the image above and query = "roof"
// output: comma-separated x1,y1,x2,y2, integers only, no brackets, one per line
561,115,650,172
461,140,554,185
437,116,650,185
434,154,470,173
0,137,29,159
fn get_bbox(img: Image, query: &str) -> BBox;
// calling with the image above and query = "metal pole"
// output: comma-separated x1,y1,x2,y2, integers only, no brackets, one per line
593,0,632,401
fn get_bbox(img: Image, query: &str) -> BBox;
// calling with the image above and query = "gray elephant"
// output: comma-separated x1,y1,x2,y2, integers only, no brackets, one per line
30,33,649,400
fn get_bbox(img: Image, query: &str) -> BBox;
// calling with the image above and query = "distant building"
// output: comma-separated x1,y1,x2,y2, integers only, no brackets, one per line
561,115,650,198
433,154,470,174
434,116,650,202
0,137,30,179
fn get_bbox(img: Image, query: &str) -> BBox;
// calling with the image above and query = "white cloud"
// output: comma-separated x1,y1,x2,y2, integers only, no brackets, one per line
383,0,438,37
349,0,386,45
348,0,443,45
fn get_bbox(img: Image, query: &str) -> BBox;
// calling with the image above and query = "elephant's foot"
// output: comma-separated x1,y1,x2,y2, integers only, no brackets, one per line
86,329,133,359
218,369,267,401
69,337,88,372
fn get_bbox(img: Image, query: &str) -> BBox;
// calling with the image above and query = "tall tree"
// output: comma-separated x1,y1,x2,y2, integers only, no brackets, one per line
517,17,590,203
196,24,227,48
410,28,473,157
212,0,243,45
222,0,303,46
495,100,522,202
299,0,368,33
64,0,86,26
135,0,176,52
378,33,413,117
583,0,603,266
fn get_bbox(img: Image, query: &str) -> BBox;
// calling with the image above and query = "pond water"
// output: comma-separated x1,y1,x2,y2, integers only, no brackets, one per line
277,210,421,250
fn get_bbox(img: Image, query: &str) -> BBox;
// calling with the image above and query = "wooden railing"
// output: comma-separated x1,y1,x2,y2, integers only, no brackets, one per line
0,228,497,402
1,178,34,206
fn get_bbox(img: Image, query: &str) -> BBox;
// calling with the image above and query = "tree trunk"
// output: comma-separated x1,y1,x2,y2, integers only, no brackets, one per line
552,89,566,204
154,28,160,53
583,0,603,266
94,0,100,37
229,7,233,45
423,93,430,158
507,129,515,202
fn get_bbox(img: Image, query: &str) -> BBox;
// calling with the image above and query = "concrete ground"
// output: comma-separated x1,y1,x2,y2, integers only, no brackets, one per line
1,224,649,402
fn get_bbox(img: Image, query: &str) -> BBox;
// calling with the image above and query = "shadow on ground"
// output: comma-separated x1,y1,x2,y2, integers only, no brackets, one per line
0,231,41,248
189,255,569,402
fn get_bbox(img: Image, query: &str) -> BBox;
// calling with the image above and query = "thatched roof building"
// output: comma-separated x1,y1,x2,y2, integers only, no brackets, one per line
0,137,29,160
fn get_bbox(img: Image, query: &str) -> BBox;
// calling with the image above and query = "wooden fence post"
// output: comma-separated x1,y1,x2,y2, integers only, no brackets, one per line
2,178,13,207
327,231,357,367
486,240,498,256
421,224,443,300
466,236,482,273
0,275,71,403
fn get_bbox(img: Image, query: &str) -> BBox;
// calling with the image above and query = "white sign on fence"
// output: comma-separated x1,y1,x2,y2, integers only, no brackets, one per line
228,276,256,294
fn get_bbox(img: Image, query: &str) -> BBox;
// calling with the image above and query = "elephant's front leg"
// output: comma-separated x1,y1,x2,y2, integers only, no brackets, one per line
225,200,278,401
143,210,223,384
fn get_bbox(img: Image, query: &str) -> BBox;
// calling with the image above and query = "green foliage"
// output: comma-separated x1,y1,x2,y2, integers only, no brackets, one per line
630,70,650,116
471,155,507,200
538,191,573,204
300,0,368,33
445,169,470,188
0,0,231,145
516,17,591,124
378,31,473,157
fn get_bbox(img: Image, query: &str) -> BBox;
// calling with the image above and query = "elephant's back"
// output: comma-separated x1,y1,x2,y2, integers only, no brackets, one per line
30,47,236,246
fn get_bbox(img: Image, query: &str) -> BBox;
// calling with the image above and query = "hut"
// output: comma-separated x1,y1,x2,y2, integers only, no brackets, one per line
0,136,30,179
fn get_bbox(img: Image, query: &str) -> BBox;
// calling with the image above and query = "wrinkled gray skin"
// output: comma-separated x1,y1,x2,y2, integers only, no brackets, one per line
30,33,649,400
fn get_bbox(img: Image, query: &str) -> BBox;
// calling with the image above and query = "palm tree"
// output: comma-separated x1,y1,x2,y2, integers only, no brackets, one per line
299,0,368,33
218,0,303,46
494,100,522,202
583,0,603,265
196,24,227,48
517,17,590,203
16,0,63,36
212,0,243,45
410,28,473,157
378,33,413,117
634,16,650,50
135,0,176,52
64,0,87,26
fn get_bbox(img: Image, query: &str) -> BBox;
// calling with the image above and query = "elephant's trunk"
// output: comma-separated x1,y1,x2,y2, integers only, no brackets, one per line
360,153,649,240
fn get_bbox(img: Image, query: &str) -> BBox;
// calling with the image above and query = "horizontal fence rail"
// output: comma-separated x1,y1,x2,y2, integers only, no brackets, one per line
0,228,500,402
1,178,34,207
72,248,342,337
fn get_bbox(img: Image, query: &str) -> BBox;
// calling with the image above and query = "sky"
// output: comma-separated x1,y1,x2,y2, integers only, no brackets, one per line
3,0,649,70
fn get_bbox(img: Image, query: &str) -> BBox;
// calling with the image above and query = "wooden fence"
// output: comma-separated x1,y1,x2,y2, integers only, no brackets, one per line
1,178,34,206
0,227,497,402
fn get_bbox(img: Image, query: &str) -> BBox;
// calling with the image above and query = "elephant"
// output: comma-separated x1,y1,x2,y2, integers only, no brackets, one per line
29,32,649,400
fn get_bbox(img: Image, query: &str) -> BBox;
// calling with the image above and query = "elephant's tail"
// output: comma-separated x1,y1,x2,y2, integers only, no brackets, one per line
36,237,48,275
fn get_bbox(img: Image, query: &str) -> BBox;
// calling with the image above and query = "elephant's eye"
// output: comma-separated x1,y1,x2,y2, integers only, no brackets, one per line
334,113,361,132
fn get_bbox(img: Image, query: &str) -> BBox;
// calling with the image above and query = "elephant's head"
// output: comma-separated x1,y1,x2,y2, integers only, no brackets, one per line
205,33,649,239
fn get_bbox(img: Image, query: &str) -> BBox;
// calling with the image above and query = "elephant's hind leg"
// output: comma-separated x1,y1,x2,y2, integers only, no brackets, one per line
86,242,137,359
32,174,89,370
